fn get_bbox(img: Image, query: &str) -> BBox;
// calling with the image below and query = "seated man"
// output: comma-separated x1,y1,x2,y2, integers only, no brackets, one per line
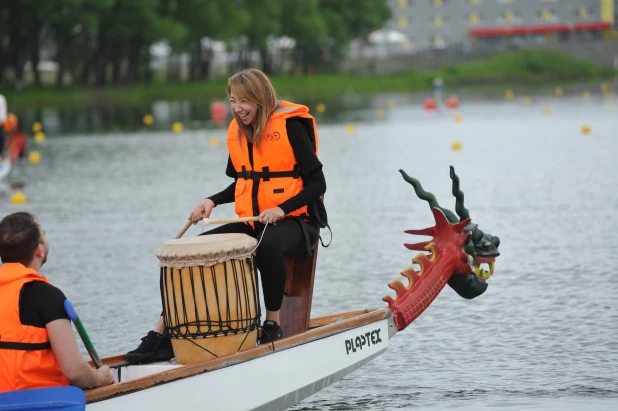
0,212,114,393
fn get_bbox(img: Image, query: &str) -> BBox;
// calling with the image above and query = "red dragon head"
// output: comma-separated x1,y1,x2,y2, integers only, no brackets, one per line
383,166,501,331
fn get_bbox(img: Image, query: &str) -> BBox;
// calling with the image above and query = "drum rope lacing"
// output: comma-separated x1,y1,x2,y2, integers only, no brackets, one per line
160,252,261,357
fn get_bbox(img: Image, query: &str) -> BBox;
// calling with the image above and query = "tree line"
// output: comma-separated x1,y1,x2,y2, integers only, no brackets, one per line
0,0,391,90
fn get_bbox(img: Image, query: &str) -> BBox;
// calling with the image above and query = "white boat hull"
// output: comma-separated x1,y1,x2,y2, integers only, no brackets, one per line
0,157,11,180
87,317,392,411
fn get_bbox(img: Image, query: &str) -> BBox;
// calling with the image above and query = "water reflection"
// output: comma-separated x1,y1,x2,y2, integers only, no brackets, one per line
13,80,616,136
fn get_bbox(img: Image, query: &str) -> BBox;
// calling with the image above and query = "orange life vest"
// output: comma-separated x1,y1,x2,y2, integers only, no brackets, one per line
227,100,318,225
0,263,69,393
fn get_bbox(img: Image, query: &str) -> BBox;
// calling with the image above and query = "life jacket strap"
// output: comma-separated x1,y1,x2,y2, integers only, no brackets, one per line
237,165,301,181
0,341,52,350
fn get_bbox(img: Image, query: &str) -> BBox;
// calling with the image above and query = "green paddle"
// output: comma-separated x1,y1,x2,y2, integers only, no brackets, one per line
64,299,103,368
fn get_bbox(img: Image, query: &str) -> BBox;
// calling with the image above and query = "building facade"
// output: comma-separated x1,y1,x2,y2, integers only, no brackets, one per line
386,0,617,51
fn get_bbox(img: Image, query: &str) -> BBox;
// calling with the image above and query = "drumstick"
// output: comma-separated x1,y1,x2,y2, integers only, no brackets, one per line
203,216,260,226
176,221,192,239
176,217,260,239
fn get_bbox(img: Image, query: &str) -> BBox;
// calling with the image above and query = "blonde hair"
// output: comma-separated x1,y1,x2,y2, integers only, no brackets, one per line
227,69,278,148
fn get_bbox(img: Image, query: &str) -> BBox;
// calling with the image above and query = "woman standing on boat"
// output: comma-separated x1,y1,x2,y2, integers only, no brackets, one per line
127,68,326,364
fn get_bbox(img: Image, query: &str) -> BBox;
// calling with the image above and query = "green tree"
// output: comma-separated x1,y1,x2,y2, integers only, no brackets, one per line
237,0,283,74
319,0,391,71
48,0,114,87
172,0,250,81
280,0,328,74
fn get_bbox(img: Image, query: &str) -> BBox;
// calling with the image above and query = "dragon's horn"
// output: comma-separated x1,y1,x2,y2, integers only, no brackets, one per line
400,169,441,210
403,241,431,251
450,166,470,221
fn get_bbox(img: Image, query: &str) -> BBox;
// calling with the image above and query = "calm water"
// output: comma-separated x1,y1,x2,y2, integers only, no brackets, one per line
1,92,617,410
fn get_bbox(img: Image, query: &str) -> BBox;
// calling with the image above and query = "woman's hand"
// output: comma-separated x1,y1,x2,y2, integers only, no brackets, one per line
189,199,215,224
259,207,285,224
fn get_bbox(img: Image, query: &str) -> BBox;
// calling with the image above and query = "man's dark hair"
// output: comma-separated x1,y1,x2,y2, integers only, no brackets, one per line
0,212,41,265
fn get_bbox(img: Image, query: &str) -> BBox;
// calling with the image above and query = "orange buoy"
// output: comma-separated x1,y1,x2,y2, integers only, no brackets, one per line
424,98,437,111
445,96,459,109
210,101,227,126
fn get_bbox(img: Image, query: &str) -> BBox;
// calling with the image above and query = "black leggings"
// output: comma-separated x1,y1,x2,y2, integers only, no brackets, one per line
200,219,316,311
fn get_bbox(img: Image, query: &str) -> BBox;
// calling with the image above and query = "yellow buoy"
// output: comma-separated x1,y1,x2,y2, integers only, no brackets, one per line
209,137,220,147
345,123,355,133
316,103,326,114
581,125,591,135
10,192,27,205
454,114,463,123
32,121,42,132
543,106,551,115
143,114,154,126
28,151,41,164
387,99,396,108
34,132,46,143
505,89,514,100
583,91,591,100
600,82,610,94
555,87,564,97
377,108,386,118
523,96,531,105
451,141,462,151
171,122,183,133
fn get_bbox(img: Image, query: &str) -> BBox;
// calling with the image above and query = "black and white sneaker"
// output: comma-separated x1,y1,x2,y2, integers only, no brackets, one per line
257,320,284,345
125,330,174,364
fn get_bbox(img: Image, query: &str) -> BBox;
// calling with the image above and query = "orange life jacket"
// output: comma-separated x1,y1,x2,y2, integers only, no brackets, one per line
0,263,69,393
227,100,318,225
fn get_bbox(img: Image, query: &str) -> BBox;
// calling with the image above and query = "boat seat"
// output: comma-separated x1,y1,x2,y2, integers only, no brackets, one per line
279,237,319,338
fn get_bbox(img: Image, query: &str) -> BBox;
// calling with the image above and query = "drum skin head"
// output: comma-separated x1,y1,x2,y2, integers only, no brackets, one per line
157,233,257,267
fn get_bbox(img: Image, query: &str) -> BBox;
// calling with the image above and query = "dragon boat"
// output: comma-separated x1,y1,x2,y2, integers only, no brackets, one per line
0,167,500,411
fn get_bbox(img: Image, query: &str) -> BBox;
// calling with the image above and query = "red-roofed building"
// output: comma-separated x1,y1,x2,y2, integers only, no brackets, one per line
386,0,616,50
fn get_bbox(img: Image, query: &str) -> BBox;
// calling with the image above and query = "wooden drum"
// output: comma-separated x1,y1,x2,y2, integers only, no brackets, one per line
156,233,259,364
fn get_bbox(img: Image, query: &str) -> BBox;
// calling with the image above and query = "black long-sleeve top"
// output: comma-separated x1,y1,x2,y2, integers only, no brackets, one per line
208,118,326,215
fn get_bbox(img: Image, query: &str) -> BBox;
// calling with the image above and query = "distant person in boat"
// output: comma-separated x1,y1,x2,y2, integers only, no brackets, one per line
126,68,327,364
2,113,28,163
0,93,6,160
0,212,114,393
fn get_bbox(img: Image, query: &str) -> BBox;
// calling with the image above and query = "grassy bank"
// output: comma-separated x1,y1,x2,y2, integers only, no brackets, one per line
5,50,616,109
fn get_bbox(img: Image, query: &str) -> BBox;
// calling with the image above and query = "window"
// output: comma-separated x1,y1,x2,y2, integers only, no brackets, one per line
576,7,596,20
537,8,558,22
500,10,520,24
468,12,482,25
434,15,445,26
398,16,408,28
